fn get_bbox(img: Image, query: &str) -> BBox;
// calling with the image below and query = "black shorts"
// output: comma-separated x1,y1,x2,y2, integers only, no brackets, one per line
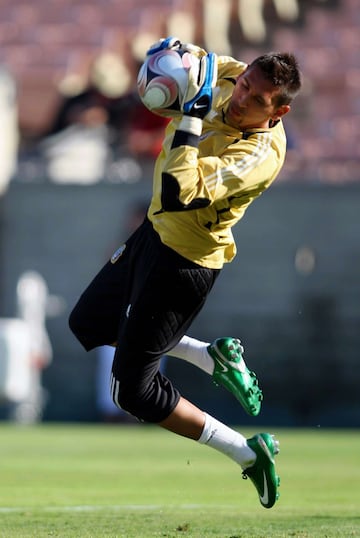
69,218,220,421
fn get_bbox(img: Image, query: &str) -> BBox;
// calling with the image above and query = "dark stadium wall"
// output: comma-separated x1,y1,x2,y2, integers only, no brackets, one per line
1,180,359,426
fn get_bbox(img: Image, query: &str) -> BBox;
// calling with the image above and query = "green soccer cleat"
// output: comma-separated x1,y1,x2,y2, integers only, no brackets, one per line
208,337,263,416
242,433,280,509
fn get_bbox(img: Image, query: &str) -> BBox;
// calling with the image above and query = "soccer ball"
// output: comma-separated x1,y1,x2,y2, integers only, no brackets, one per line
137,49,196,118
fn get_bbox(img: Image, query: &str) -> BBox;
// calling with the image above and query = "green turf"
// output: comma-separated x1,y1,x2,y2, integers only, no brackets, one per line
0,424,359,537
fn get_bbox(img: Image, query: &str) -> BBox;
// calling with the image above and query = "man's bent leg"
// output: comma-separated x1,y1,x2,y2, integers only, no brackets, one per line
159,396,280,509
159,396,206,440
169,335,263,416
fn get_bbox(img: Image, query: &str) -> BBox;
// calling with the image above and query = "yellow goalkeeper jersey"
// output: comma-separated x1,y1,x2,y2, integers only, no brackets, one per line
148,55,287,269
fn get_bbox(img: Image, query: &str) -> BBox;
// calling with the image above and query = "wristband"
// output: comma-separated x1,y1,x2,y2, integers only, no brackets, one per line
178,115,203,136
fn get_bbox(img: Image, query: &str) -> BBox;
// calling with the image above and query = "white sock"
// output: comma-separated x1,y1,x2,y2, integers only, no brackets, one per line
168,335,214,375
198,413,256,469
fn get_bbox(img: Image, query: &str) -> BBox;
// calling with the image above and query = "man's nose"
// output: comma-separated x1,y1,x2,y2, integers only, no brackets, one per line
237,94,248,107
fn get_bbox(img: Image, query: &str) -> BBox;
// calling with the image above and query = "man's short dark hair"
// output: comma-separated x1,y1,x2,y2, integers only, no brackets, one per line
250,52,302,106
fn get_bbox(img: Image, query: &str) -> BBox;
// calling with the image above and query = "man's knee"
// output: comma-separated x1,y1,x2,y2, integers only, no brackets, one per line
111,377,149,420
110,372,179,423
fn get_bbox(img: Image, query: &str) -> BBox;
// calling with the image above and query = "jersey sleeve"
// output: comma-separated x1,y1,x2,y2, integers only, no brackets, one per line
156,127,283,214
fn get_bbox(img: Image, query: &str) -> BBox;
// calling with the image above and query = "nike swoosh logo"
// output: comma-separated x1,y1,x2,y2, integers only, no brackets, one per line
193,102,207,109
259,471,269,505
213,356,228,373
214,355,246,374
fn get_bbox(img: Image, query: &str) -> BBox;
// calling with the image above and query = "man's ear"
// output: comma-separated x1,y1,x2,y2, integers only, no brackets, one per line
272,104,290,121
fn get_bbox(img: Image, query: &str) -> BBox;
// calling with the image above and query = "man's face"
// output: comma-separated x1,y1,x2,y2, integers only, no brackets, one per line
224,64,290,130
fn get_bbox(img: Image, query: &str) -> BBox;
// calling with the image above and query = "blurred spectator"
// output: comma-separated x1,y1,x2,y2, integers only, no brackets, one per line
203,0,300,52
15,271,53,423
47,52,133,139
0,271,53,423
0,318,32,419
39,51,135,184
166,0,197,45
202,0,233,55
0,66,18,196
238,0,299,43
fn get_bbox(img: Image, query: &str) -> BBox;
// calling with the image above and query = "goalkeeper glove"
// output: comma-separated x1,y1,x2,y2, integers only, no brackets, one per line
146,36,182,55
147,36,208,59
181,51,217,119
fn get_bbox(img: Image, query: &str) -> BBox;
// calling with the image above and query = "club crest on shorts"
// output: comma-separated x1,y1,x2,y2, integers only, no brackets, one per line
111,244,126,264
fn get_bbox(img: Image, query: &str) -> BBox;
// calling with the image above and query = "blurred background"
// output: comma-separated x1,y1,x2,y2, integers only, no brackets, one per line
0,0,358,427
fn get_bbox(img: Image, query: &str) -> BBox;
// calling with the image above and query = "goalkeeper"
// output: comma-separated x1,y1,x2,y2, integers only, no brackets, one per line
69,37,301,509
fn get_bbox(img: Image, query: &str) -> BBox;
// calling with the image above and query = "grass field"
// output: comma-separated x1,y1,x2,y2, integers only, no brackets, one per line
0,424,359,537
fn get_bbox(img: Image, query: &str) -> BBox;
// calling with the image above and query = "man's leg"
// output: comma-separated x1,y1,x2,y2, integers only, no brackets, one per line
168,335,263,416
159,396,280,509
168,335,213,373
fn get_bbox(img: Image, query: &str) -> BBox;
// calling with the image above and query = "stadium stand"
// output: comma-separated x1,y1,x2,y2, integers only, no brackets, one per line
0,0,357,183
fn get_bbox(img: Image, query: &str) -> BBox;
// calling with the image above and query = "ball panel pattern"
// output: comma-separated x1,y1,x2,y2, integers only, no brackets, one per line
137,49,194,117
